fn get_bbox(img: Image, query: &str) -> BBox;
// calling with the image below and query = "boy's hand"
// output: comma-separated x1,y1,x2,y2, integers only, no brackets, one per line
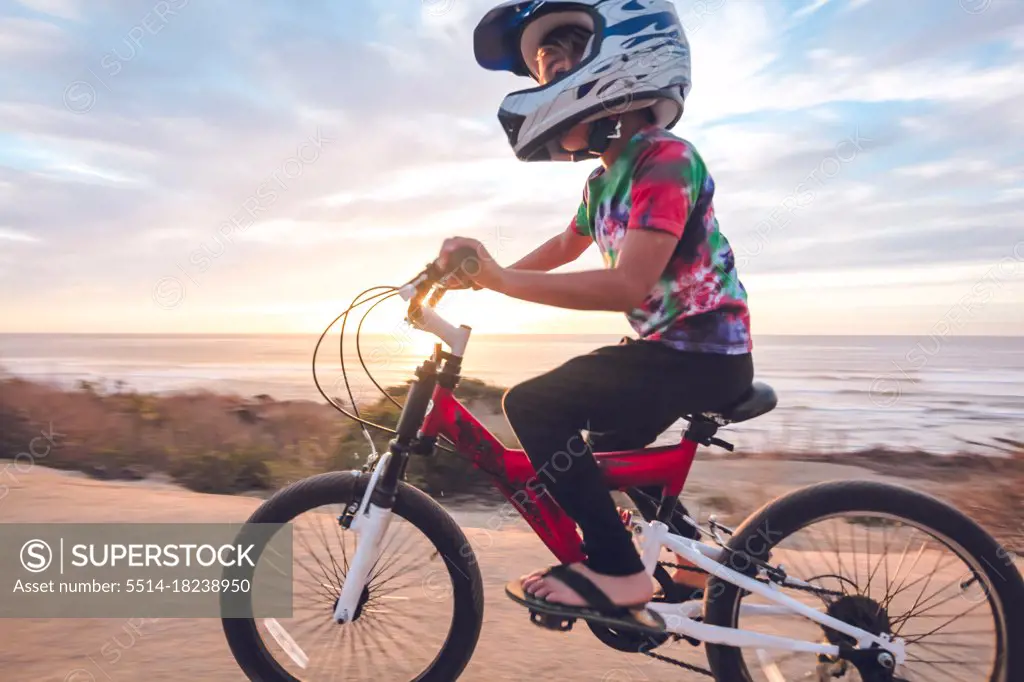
438,237,504,291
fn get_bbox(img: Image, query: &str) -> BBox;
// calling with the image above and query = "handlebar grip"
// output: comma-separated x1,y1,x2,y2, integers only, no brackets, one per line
439,246,481,278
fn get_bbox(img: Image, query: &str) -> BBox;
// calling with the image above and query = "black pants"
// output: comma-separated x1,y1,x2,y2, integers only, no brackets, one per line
503,340,754,576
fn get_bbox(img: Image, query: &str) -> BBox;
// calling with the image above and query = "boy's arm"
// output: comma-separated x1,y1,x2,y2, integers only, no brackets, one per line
507,225,592,272
492,229,676,312
451,140,699,311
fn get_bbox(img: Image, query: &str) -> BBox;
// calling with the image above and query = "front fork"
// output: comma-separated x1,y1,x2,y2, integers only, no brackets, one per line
332,355,442,624
332,452,395,623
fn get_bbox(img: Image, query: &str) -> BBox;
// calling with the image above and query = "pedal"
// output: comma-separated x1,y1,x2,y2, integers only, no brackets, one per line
529,610,575,632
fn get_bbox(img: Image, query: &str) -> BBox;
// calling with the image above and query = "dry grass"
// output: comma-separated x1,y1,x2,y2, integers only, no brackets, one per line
0,374,509,497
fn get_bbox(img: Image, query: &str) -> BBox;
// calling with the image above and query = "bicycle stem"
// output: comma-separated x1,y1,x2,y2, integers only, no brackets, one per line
399,284,472,357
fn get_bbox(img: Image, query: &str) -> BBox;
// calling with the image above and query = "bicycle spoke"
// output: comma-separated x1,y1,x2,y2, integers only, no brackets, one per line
829,519,849,592
294,570,337,605
333,504,351,577
780,527,833,593
250,492,456,682
903,657,977,682
373,608,439,662
881,522,892,604
365,615,414,665
901,599,988,642
729,507,1002,682
890,584,977,629
882,528,919,608
366,520,406,581
909,638,992,664
368,528,425,588
863,519,873,599
884,552,962,614
294,523,340,593
354,620,373,681
285,607,337,648
312,509,347,586
849,519,860,590
899,544,954,625
315,617,345,680
370,575,424,600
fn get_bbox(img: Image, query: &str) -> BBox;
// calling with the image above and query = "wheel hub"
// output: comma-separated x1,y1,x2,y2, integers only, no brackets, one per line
825,595,892,645
821,595,899,681
333,585,372,623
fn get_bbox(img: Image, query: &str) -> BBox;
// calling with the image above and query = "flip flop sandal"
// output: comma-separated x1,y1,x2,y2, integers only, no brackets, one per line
505,565,666,636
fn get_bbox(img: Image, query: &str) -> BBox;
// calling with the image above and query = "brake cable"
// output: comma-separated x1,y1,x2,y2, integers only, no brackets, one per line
355,290,404,411
315,280,467,458
337,285,398,450
312,286,400,435
351,292,467,456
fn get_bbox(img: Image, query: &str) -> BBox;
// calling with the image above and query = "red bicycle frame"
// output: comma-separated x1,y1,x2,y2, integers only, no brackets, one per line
420,382,698,564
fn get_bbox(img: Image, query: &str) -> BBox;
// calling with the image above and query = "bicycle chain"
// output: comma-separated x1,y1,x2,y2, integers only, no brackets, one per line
642,647,715,677
658,561,844,598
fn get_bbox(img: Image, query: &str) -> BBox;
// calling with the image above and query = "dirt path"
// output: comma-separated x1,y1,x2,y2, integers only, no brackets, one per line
1,464,1019,681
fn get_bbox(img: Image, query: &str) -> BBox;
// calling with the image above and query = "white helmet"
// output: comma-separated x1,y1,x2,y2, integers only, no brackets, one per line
474,0,692,162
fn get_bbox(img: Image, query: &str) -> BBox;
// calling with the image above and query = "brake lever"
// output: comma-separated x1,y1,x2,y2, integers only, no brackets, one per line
400,246,479,303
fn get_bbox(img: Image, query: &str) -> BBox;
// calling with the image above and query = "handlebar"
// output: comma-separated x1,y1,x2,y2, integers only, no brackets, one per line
399,246,479,303
398,246,478,357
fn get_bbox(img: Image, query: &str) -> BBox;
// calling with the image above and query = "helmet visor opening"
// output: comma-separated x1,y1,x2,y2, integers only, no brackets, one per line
520,10,597,80
535,24,594,83
538,25,592,62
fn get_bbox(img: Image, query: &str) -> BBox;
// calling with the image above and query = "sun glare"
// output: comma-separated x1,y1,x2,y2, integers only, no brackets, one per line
408,327,441,357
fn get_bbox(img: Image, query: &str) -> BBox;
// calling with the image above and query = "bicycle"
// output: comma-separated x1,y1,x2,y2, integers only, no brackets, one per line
222,250,1024,681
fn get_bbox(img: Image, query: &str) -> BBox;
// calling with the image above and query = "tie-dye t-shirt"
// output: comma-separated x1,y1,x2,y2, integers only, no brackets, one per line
571,126,752,354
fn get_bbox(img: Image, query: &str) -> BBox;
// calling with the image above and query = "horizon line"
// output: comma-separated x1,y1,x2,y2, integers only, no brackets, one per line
0,331,1022,338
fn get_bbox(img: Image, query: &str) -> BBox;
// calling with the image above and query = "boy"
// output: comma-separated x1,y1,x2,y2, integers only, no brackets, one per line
439,0,753,631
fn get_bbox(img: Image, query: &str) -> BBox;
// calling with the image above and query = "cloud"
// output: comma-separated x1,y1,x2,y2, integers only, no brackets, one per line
0,0,1022,334
15,0,82,21
0,17,64,57
0,227,40,243
793,0,833,20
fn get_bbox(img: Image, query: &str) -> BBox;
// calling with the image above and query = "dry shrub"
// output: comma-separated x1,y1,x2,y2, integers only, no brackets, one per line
0,377,348,493
0,375,511,498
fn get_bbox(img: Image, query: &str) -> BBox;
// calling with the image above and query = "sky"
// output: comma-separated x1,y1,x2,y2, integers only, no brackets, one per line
1,0,1023,336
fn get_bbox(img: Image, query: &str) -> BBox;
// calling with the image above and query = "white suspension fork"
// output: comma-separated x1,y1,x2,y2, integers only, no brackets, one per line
332,454,395,623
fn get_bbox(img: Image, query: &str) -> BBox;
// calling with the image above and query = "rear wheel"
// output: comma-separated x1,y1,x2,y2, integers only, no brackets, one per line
703,481,1024,682
222,471,484,682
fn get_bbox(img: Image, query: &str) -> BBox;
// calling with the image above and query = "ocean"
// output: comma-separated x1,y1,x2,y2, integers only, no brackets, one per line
1,333,1021,457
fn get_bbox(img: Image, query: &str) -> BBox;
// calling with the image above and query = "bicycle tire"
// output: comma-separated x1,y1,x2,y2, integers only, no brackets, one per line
703,480,1024,682
222,471,485,682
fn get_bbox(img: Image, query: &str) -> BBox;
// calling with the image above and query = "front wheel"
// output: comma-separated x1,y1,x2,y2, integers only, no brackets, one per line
222,471,484,682
703,480,1024,682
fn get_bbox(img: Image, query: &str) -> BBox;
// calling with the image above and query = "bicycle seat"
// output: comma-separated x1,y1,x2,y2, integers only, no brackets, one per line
693,382,777,426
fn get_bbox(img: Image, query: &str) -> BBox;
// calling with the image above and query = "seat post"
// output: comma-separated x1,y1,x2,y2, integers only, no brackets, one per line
656,494,679,524
684,417,720,444
655,435,699,524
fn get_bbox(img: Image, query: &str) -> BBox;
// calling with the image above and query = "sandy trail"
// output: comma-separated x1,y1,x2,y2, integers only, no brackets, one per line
1,464,1019,681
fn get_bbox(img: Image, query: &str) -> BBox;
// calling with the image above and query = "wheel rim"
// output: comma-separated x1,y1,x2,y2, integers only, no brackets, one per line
725,512,1005,681
252,500,457,681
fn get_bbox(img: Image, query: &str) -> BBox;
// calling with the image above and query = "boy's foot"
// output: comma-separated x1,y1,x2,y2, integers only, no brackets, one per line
506,564,665,634
521,562,654,608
